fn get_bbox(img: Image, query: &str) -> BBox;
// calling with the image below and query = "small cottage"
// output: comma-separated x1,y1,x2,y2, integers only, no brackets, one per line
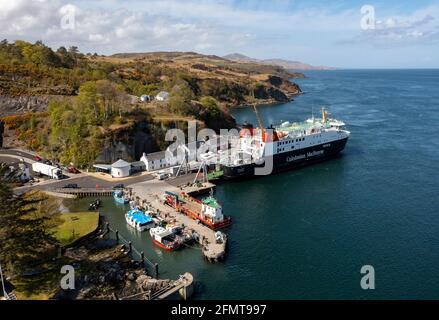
155,91,170,102
110,159,131,178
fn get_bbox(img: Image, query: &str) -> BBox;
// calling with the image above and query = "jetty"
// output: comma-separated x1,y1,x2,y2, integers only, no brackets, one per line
52,188,114,198
129,178,228,262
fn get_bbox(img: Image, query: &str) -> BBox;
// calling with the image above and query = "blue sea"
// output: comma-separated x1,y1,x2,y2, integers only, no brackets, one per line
71,70,439,299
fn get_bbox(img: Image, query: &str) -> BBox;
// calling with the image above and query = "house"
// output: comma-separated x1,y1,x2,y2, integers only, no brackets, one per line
140,94,151,102
131,160,146,173
140,151,169,172
110,159,131,178
94,160,132,178
155,91,170,102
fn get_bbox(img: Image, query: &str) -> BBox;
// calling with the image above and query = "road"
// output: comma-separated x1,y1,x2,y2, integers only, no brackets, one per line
0,148,37,164
1,147,155,194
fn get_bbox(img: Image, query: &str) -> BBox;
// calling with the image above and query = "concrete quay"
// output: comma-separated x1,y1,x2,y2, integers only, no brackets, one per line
128,178,227,262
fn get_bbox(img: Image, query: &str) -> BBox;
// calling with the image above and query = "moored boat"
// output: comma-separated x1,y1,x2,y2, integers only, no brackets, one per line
220,107,350,179
163,191,231,230
125,209,154,231
149,226,182,250
113,190,129,204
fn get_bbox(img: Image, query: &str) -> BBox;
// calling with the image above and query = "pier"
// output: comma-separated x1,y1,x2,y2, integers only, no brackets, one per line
52,176,229,262
52,188,114,198
129,178,228,262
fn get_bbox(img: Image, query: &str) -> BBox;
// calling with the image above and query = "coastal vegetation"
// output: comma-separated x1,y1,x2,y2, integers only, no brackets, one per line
0,40,302,167
0,166,99,299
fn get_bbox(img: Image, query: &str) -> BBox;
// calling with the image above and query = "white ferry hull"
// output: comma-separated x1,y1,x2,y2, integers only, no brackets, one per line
222,137,348,180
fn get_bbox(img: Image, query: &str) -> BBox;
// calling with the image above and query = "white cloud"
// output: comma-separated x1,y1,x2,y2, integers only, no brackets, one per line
0,0,362,55
342,6,439,47
0,0,438,67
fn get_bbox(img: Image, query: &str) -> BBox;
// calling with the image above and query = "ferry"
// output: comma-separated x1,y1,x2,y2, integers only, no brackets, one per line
149,226,182,251
113,190,129,204
163,191,231,230
125,209,154,231
220,108,350,179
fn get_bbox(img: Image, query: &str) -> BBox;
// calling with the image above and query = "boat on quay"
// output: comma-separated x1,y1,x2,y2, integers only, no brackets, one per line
149,226,182,251
163,191,231,230
113,190,129,204
220,107,350,180
125,209,155,231
166,224,194,244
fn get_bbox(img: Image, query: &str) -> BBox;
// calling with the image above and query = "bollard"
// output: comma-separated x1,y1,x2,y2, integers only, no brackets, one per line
106,222,110,234
154,263,159,279
115,230,119,242
128,241,132,253
140,251,145,266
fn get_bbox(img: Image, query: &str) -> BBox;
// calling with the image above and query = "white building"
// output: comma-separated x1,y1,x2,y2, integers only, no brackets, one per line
110,159,131,178
140,94,151,102
140,152,169,172
155,91,170,102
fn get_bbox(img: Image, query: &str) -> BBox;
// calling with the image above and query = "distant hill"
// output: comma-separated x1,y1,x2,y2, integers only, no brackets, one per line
223,53,336,71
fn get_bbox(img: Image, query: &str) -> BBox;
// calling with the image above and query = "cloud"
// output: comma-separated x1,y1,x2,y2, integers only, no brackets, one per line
0,0,361,55
0,0,438,68
340,6,439,47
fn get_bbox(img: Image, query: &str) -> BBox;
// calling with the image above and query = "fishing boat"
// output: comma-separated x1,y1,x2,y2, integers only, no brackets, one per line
166,224,194,243
113,190,129,204
149,226,182,251
164,191,231,230
125,209,154,231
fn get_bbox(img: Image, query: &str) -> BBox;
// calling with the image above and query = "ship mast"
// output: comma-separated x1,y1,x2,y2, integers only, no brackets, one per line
251,91,265,134
321,107,328,123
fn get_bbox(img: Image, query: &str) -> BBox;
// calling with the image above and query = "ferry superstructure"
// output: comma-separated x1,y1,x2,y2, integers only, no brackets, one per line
220,108,350,179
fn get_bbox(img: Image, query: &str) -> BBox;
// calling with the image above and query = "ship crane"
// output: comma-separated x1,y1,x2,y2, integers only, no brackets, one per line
251,91,265,134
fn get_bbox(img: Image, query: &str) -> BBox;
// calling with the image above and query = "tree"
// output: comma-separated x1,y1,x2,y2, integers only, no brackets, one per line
0,164,57,276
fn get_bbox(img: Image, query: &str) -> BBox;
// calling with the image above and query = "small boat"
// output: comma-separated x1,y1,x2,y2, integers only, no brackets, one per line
164,224,193,243
113,190,129,204
88,199,101,211
125,209,154,232
149,226,182,251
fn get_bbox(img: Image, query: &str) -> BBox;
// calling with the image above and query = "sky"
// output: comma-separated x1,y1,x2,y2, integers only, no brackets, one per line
1,0,439,68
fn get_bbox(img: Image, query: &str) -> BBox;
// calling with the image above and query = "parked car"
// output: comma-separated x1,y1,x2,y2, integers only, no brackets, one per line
63,184,80,189
113,184,124,189
67,166,81,174
32,155,42,162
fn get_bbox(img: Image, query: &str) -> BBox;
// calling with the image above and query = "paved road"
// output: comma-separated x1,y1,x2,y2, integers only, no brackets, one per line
1,147,156,194
0,148,36,159
14,172,155,195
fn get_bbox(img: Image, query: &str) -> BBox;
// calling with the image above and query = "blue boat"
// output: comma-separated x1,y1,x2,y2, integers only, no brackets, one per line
113,190,129,204
125,209,154,231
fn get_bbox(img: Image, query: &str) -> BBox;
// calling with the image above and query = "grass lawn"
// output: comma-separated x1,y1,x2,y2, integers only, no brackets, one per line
51,212,99,246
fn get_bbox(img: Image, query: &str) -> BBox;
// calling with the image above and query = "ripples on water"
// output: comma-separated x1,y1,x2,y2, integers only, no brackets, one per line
69,70,439,299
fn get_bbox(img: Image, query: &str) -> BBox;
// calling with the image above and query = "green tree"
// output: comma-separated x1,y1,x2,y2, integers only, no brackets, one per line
0,164,57,276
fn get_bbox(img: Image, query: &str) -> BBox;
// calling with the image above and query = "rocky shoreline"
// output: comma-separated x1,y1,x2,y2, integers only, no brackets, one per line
54,218,191,300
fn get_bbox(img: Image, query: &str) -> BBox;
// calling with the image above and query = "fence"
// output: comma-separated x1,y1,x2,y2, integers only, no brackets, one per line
102,221,159,279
